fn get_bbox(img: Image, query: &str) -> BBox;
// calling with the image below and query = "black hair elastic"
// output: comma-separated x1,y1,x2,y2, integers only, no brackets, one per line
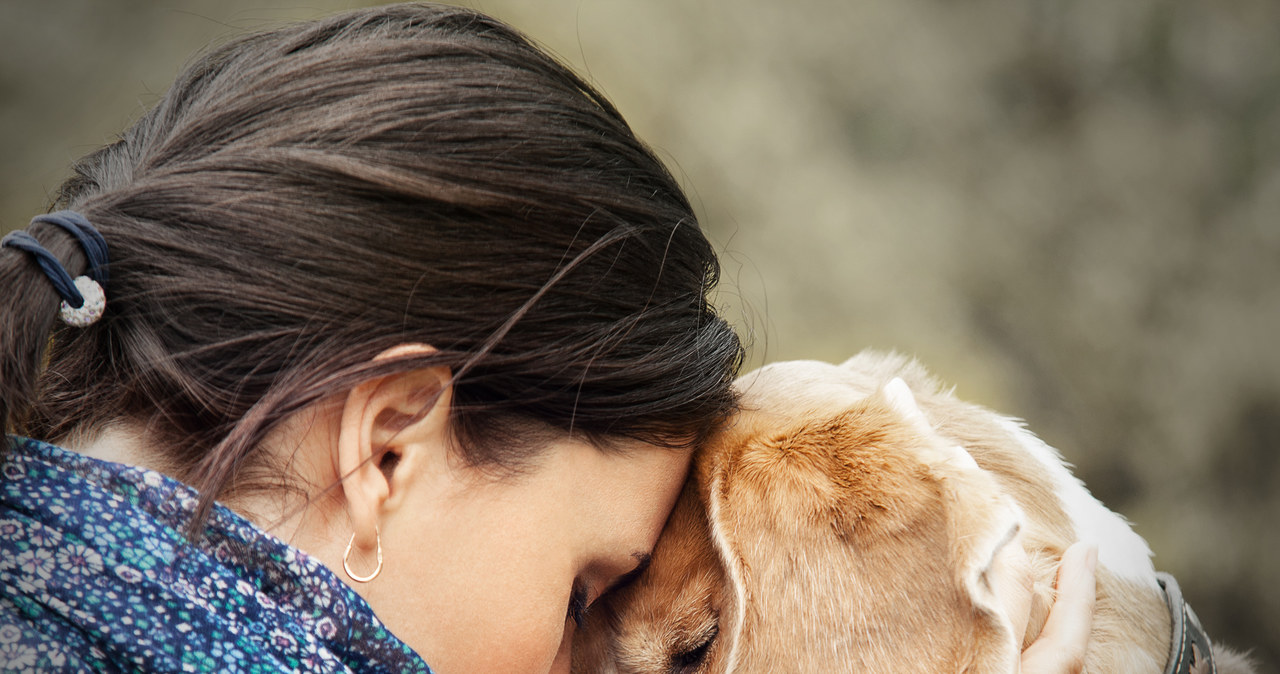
2,210,110,327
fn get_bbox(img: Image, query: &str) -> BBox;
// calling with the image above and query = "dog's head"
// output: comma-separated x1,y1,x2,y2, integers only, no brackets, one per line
573,359,1037,674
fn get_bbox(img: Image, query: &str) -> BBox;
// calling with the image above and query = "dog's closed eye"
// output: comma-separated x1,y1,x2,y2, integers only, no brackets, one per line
669,622,717,674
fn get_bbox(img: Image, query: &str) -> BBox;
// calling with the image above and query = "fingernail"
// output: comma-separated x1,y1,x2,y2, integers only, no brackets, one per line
1086,544,1099,573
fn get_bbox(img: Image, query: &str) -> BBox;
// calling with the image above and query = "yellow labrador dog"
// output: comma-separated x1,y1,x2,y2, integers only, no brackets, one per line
573,351,1254,674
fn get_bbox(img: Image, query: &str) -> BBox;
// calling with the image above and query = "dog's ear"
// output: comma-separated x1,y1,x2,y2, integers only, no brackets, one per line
692,446,748,673
884,378,1029,671
696,388,956,671
702,376,1027,672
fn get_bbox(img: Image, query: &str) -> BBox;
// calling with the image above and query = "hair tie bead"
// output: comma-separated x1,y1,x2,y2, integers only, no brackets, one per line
2,210,110,327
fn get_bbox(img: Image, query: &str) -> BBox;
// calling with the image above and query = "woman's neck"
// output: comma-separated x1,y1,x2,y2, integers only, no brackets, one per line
59,421,295,535
61,421,172,475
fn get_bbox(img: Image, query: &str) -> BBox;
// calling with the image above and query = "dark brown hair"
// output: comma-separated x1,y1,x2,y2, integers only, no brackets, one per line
0,3,742,526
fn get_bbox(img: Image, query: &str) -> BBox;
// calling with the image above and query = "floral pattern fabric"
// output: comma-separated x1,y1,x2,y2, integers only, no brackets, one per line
0,436,433,673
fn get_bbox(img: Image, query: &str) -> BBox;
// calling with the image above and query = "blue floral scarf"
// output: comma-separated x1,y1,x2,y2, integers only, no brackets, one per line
0,436,433,673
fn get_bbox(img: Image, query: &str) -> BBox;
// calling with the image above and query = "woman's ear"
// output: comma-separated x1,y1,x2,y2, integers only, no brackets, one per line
337,343,453,554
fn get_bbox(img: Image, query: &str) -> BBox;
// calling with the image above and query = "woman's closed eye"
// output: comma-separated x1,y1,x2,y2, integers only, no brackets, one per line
567,579,591,628
567,552,654,628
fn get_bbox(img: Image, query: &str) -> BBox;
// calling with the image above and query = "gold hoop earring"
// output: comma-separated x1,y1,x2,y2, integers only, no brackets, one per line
343,529,383,583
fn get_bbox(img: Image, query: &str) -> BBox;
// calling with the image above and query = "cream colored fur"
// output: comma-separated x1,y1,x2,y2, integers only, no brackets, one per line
572,351,1255,674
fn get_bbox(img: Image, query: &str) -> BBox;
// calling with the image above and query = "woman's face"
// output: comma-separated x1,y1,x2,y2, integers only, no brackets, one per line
376,434,691,673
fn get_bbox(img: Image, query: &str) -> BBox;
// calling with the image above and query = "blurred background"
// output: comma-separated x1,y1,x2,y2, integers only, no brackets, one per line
3,0,1276,666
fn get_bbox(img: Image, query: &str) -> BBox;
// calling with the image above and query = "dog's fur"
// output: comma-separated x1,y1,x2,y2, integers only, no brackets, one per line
573,351,1255,674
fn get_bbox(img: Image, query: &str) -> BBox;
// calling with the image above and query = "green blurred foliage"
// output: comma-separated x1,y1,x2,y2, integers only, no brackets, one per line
2,0,1276,667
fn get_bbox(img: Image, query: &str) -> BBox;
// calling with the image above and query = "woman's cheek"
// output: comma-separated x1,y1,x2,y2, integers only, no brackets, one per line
489,609,573,673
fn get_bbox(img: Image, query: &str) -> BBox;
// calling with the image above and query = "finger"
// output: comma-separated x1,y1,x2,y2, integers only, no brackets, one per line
1019,541,1098,674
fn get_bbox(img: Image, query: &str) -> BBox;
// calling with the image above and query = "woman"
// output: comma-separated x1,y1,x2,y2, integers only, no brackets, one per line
0,4,1094,672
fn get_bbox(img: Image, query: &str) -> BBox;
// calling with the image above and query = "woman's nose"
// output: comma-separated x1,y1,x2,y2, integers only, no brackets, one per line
548,624,573,674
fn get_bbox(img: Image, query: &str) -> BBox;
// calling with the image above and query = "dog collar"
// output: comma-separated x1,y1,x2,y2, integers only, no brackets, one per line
1157,572,1216,674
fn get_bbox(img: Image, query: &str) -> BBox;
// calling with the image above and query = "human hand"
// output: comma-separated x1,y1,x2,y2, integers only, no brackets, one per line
1018,541,1099,674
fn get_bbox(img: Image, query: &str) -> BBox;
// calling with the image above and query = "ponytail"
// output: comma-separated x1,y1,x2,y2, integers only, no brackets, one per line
1,211,107,435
